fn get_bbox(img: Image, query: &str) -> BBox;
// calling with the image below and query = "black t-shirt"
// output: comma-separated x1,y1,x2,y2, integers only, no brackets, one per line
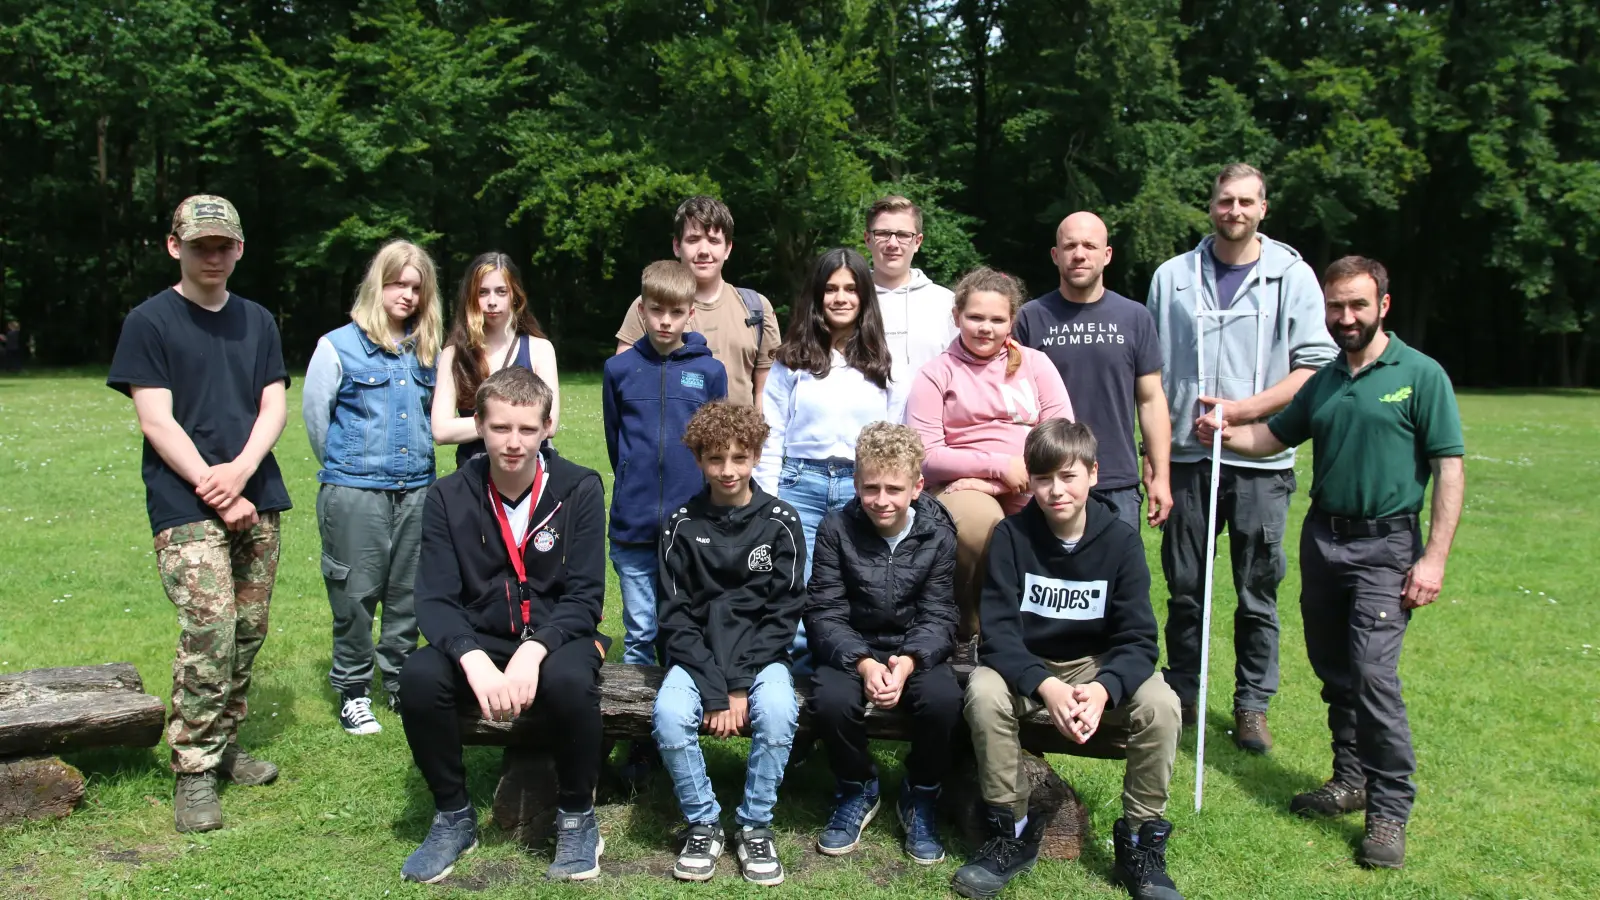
107,289,293,534
1013,289,1163,490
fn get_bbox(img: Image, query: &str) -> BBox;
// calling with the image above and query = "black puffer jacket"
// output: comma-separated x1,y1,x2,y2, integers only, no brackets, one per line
804,492,958,671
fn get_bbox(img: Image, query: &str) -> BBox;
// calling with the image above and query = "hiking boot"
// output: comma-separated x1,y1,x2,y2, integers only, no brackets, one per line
401,807,478,883
340,688,381,735
950,805,1039,898
1112,817,1184,900
173,771,223,833
817,778,880,856
1290,780,1367,818
1180,702,1197,728
218,745,278,786
1358,816,1406,869
546,808,604,881
734,825,785,885
897,781,945,865
672,822,724,882
1234,709,1271,754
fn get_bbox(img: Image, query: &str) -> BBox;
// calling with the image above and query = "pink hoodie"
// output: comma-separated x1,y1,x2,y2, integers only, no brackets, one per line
904,339,1074,512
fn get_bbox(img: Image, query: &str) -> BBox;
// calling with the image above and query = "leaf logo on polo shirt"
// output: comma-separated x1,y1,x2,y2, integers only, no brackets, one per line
1021,574,1108,621
748,544,773,572
1380,386,1413,404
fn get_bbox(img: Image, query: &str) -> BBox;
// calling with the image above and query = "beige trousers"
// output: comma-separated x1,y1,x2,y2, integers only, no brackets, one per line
965,659,1182,823
938,490,1008,640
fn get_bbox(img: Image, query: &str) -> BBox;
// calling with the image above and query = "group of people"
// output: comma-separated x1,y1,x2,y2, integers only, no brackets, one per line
104,162,1465,898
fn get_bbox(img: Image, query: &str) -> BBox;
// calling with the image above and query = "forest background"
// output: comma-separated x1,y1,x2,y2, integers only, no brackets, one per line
2,0,1597,386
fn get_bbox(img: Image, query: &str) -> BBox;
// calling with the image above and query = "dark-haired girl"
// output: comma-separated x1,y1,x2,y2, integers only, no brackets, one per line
431,253,559,467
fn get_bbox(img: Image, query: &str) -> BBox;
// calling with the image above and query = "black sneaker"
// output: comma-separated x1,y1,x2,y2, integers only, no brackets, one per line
1358,816,1406,869
546,808,604,881
734,825,785,886
673,822,724,882
950,805,1039,898
1112,817,1184,900
339,688,381,736
1290,779,1367,818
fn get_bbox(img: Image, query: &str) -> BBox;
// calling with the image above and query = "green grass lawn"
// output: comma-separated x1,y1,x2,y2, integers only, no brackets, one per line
0,371,1596,899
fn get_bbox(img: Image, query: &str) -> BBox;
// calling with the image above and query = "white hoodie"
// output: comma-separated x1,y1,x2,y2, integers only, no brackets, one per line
877,268,958,390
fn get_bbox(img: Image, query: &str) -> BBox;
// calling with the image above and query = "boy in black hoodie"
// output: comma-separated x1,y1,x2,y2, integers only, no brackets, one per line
398,368,609,885
653,402,805,886
804,422,960,863
952,419,1183,900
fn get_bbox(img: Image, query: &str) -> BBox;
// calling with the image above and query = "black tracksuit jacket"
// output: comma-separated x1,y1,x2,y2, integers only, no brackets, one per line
977,496,1158,708
803,492,958,671
657,485,807,711
414,451,607,662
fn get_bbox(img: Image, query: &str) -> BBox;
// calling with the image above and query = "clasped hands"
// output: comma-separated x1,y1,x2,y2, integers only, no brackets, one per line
195,460,259,531
461,642,547,723
1037,677,1109,744
857,654,916,709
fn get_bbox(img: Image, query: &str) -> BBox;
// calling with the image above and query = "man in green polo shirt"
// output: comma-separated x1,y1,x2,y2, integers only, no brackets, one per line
1198,255,1464,871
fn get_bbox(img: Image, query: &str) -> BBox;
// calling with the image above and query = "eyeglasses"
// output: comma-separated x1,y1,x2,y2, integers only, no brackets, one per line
869,229,920,245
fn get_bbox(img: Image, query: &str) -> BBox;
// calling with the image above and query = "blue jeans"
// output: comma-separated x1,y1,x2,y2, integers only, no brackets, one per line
651,663,799,827
610,541,659,666
777,458,856,671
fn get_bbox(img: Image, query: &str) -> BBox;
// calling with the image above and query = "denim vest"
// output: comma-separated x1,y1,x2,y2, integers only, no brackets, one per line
320,323,436,489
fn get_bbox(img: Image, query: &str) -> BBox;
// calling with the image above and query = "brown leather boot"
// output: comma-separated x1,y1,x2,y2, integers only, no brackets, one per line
1234,709,1272,754
1358,816,1406,869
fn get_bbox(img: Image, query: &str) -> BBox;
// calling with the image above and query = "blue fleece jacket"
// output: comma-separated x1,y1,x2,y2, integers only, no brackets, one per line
603,333,728,544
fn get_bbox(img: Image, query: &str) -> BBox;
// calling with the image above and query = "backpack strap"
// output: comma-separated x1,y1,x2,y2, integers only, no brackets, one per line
736,287,765,356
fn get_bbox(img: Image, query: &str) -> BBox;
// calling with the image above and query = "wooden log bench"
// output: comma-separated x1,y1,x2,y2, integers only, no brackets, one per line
0,663,165,824
460,652,1128,860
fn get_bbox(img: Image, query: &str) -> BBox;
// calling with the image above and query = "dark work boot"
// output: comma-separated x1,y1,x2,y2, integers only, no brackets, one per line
1357,816,1406,869
1289,779,1367,818
218,745,279,786
1112,818,1183,899
173,771,223,833
1233,709,1272,754
950,805,1038,898
1180,702,1197,728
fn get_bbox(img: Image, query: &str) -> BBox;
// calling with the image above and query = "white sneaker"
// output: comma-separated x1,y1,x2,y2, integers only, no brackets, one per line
673,823,724,881
340,693,382,735
735,825,784,886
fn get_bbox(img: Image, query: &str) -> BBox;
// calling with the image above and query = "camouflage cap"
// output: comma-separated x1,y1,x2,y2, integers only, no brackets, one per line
171,195,244,242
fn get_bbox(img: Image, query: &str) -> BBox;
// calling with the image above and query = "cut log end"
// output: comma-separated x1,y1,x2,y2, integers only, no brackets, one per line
0,756,86,824
491,749,559,848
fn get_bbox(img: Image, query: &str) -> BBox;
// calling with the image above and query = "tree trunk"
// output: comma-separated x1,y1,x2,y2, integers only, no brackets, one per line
0,757,85,824
0,664,165,758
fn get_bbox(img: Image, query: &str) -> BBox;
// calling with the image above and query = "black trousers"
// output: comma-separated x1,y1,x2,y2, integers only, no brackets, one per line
400,633,604,813
809,657,963,787
1299,513,1419,822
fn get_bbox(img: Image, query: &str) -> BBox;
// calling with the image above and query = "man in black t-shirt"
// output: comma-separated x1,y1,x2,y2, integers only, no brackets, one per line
1014,212,1172,532
107,195,292,834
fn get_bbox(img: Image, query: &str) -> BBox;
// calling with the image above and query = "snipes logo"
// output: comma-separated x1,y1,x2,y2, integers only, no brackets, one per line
1021,574,1108,621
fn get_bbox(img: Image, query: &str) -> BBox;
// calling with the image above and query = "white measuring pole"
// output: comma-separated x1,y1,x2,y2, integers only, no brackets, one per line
1193,404,1224,811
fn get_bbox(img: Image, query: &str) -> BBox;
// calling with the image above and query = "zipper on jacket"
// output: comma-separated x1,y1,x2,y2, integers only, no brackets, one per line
657,360,667,529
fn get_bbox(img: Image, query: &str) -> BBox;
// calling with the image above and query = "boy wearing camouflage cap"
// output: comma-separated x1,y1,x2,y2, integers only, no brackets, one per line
107,195,292,833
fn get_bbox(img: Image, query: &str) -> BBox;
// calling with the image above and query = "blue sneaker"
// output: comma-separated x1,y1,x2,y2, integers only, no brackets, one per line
547,808,604,881
817,778,880,855
401,808,477,884
897,781,946,864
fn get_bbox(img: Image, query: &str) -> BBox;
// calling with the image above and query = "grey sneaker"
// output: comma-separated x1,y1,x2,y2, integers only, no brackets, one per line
1358,816,1406,869
546,808,604,881
401,808,478,884
174,771,223,833
673,822,724,882
218,745,278,786
734,825,785,886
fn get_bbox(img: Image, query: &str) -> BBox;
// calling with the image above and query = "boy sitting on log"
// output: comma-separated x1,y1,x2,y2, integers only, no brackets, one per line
397,367,609,884
803,422,961,863
653,401,806,886
953,419,1184,900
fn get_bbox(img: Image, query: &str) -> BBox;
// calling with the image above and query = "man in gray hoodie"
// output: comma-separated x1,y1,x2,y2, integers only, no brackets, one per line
866,195,958,389
1146,163,1337,754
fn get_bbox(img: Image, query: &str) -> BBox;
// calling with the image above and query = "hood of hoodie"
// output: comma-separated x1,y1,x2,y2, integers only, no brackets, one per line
458,445,592,510
878,269,958,387
631,330,714,364
1148,231,1337,469
1017,492,1119,555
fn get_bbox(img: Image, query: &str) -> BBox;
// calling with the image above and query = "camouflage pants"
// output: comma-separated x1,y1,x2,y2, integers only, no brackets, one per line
154,513,281,773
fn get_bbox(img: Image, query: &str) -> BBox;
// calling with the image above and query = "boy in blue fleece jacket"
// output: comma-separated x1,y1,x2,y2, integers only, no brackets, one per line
602,261,728,666
953,419,1184,900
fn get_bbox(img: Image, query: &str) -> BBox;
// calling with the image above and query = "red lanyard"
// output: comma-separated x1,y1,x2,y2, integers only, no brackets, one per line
488,462,547,629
